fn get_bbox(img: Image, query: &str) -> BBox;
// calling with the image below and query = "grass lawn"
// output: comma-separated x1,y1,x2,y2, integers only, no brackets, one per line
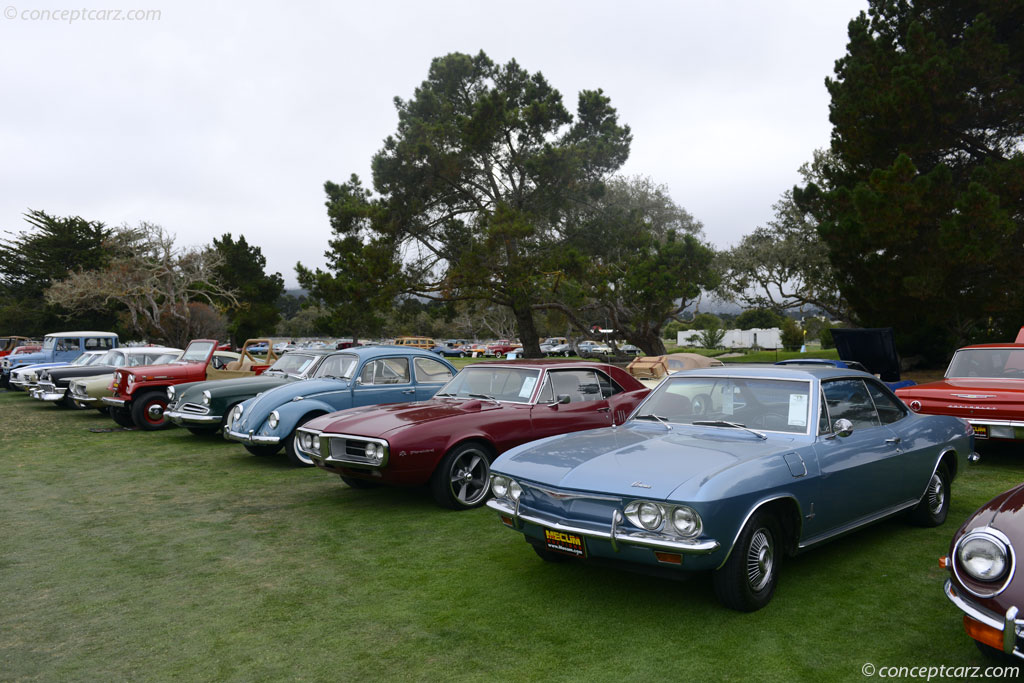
2,389,1022,681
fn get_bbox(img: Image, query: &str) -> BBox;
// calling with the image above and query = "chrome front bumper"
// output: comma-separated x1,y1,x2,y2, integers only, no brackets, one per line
223,427,280,445
945,579,1024,659
486,498,720,555
101,397,128,408
166,409,221,425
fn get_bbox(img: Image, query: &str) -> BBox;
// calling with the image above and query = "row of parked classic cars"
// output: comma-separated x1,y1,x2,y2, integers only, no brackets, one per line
4,328,1024,658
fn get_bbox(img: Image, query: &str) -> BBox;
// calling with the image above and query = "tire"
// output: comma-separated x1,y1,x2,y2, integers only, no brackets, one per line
244,444,282,457
131,391,172,430
341,475,380,489
563,351,570,357
909,464,950,527
284,412,325,467
713,510,781,612
430,442,493,509
459,352,466,358
58,393,82,410
110,407,135,428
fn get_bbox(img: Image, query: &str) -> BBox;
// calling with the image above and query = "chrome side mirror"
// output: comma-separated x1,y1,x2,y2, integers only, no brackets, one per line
548,394,571,406
834,418,854,438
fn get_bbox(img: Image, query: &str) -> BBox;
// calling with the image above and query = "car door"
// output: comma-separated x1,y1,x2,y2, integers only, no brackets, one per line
54,336,82,363
529,368,615,439
412,356,454,401
863,379,931,502
352,357,415,406
813,377,904,531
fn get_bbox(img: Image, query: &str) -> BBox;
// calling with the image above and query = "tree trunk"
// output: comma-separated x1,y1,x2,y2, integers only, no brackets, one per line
511,301,542,358
629,326,666,357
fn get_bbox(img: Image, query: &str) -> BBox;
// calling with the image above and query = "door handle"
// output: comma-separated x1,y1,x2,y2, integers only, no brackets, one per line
885,437,901,445
401,389,415,395
597,407,610,413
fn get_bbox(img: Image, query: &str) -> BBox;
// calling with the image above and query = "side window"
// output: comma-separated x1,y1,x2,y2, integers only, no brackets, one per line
85,337,114,350
58,337,81,352
315,355,344,378
865,381,906,424
414,357,454,384
594,371,622,399
535,376,554,404
822,379,880,431
818,389,832,435
360,358,410,385
548,370,604,404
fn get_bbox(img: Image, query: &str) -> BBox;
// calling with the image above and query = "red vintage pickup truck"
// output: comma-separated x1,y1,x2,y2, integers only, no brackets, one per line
101,339,248,430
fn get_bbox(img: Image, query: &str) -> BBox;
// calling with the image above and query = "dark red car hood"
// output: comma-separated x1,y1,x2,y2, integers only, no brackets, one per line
308,398,504,438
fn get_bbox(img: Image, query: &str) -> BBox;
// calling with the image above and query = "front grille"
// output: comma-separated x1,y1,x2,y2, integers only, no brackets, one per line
324,436,379,465
179,402,210,415
37,381,56,393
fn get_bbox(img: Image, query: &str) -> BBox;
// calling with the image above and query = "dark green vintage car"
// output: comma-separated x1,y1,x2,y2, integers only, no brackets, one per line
165,349,350,435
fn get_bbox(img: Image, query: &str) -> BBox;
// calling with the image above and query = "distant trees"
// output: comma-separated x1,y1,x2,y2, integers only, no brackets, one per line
212,234,284,346
306,51,633,356
0,210,120,335
45,222,237,347
796,0,1024,361
735,308,786,330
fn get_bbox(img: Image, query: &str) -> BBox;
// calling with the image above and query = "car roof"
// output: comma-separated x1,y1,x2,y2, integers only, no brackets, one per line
44,331,119,337
119,346,181,354
466,359,612,369
956,343,1024,350
672,365,872,380
343,345,449,358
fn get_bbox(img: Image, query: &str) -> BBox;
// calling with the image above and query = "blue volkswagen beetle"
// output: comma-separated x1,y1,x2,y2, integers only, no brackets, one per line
223,346,456,466
487,365,977,612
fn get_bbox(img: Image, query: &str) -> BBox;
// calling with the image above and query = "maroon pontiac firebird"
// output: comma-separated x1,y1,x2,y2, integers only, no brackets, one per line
294,360,651,509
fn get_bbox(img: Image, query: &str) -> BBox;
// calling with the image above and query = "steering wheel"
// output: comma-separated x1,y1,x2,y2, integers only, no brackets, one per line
691,393,712,416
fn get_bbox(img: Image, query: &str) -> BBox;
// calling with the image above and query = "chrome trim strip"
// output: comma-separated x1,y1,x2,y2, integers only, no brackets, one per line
486,498,720,555
524,482,621,503
799,499,918,549
101,397,127,407
967,418,1024,429
165,410,221,424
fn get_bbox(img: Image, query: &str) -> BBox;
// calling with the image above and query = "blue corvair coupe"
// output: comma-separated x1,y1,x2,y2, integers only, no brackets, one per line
487,366,977,611
223,346,456,466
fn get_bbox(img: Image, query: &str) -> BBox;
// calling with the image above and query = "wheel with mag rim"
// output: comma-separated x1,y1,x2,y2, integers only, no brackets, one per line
430,442,493,509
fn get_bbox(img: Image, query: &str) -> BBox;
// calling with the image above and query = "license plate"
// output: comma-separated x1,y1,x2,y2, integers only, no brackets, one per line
973,425,988,439
543,529,586,558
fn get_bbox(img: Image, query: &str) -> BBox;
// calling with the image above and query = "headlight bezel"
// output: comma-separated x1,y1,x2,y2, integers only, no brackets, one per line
953,527,1015,598
624,500,703,539
166,386,176,401
201,390,211,406
268,411,279,429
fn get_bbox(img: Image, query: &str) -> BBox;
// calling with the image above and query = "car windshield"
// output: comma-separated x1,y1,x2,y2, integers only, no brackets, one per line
97,350,121,365
181,341,215,362
42,336,57,350
266,353,318,376
633,376,812,434
152,353,179,364
71,354,97,366
436,366,541,403
312,353,358,379
946,348,1024,379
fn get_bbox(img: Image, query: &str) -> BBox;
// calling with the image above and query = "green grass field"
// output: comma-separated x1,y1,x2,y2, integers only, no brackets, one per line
2,389,1021,681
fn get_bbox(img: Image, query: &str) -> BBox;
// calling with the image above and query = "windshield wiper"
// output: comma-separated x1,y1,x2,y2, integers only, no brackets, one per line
634,413,671,430
467,393,501,405
434,392,456,397
691,420,767,440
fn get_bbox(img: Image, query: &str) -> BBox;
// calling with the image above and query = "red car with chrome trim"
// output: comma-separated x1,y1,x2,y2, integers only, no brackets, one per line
897,328,1024,443
295,360,651,509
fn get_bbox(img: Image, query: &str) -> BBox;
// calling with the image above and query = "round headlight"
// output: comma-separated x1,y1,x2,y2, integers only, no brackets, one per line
268,411,279,429
202,390,211,405
167,386,176,401
126,374,135,387
508,480,523,501
637,502,663,530
491,475,509,498
232,404,244,422
670,506,702,538
958,534,1009,582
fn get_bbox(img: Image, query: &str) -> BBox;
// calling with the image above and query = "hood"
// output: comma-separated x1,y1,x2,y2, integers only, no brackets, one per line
6,352,51,367
123,359,204,379
236,377,352,426
44,364,116,382
494,424,795,500
316,397,503,438
177,374,292,402
961,483,1024,546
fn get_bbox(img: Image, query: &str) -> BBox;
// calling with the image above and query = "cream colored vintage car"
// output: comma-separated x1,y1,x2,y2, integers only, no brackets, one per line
626,352,726,388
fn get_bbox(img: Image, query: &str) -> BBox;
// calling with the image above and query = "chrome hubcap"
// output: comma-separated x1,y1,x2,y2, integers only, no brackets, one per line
746,528,774,592
927,473,945,514
147,404,164,419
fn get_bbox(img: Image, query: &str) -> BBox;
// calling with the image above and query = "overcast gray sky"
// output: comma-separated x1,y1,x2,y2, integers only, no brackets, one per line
1,0,867,288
